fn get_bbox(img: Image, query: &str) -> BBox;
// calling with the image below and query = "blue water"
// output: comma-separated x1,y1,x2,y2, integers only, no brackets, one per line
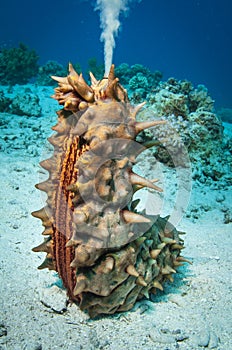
0,0,231,108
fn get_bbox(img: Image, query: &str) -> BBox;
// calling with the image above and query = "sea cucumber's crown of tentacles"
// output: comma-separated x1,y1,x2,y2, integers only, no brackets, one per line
32,63,188,318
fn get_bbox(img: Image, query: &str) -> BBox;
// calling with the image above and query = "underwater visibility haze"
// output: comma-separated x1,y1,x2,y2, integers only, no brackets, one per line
0,0,232,348
0,0,232,108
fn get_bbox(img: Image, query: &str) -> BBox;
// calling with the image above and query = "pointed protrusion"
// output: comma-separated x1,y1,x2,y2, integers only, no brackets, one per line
165,274,174,282
131,102,146,119
122,210,151,224
176,256,192,264
134,236,146,247
108,64,115,82
178,231,186,235
73,275,87,296
171,244,185,250
48,135,66,147
153,280,164,291
51,75,68,84
130,172,163,192
135,120,166,135
97,257,115,274
157,242,166,250
161,237,176,244
150,249,161,259
67,63,94,102
105,77,119,99
136,276,147,287
142,288,150,299
162,265,176,275
126,264,139,277
32,207,51,221
39,158,56,171
89,71,98,87
35,181,51,193
42,226,54,236
71,246,90,267
68,62,79,78
38,257,55,270
32,237,52,253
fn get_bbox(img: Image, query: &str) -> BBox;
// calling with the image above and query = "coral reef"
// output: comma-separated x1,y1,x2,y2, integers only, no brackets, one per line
0,43,39,85
36,61,67,86
32,64,187,318
115,63,162,102
137,78,231,186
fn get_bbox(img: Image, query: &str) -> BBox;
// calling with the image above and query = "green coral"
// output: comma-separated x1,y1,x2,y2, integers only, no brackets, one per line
0,43,39,85
87,57,104,80
36,60,66,86
115,63,162,101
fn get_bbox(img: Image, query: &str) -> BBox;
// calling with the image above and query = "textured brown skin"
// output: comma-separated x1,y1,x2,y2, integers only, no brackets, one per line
32,64,187,317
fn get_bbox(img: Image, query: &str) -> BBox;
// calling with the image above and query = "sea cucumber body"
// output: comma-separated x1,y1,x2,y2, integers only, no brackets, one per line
33,64,185,317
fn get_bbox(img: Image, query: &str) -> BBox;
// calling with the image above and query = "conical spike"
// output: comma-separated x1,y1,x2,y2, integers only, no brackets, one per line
32,237,52,253
157,242,166,250
150,249,161,259
51,75,68,84
176,256,192,264
126,264,139,277
142,288,150,299
32,207,50,221
105,77,119,99
134,236,146,247
67,65,94,102
153,280,163,291
89,71,98,86
108,64,115,82
35,180,51,192
68,62,79,78
97,257,115,274
136,276,147,287
166,274,174,282
161,237,176,244
122,210,151,224
135,120,166,134
171,244,185,250
73,275,87,295
131,102,146,119
48,135,66,147
42,226,53,236
38,257,55,270
39,158,56,171
162,265,176,275
130,172,163,192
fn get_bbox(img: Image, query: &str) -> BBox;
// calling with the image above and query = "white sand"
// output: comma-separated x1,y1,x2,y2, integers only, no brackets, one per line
0,87,231,349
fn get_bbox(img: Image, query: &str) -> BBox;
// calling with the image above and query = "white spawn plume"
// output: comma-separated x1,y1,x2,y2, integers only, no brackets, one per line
95,0,138,76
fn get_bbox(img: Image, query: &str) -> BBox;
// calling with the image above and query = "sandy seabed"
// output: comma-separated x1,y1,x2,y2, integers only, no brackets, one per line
0,87,231,350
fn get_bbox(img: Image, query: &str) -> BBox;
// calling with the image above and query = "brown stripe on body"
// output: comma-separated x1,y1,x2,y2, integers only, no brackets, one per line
53,135,79,298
